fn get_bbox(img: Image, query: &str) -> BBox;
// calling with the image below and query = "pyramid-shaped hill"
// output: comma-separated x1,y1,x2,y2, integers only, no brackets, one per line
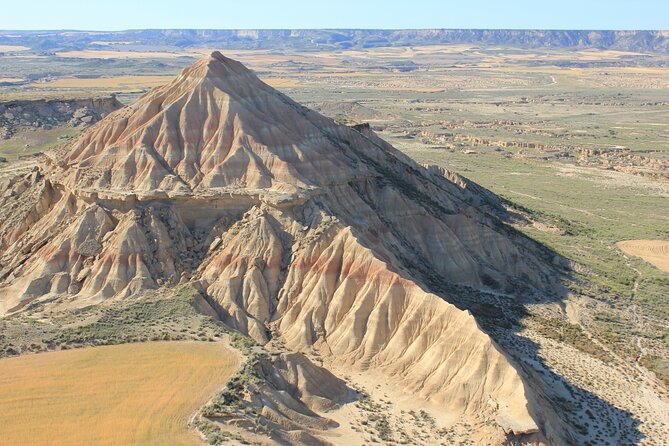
48,51,372,197
0,53,570,445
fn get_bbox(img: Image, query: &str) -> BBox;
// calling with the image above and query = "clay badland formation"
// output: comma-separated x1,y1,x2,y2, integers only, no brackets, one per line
0,52,574,445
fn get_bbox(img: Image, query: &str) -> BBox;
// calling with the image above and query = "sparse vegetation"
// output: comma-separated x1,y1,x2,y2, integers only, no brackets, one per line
0,286,225,357
196,332,270,445
530,316,614,362
641,355,669,386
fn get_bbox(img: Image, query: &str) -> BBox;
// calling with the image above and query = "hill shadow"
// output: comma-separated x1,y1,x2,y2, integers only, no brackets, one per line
331,123,646,445
430,275,645,445
334,198,645,445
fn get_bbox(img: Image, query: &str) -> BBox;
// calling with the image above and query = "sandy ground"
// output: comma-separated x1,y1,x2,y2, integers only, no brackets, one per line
321,362,511,446
525,328,669,445
617,240,669,273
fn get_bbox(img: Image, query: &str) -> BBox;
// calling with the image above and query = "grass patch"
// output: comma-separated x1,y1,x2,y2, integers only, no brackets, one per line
0,285,225,357
530,316,613,362
641,355,669,387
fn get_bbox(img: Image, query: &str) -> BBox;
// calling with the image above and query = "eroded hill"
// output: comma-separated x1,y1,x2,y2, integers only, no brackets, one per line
0,52,591,445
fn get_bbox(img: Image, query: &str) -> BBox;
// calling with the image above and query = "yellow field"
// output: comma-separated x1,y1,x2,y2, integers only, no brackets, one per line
55,50,202,59
0,45,29,52
31,75,173,89
32,74,302,91
309,71,387,77
0,342,239,446
90,41,136,46
617,240,669,273
263,77,302,87
368,86,445,92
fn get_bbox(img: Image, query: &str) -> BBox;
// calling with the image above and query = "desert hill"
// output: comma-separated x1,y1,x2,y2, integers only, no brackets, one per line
0,52,571,445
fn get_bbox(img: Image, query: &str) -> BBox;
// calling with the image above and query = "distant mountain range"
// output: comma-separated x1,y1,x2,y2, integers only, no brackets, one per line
1,29,669,53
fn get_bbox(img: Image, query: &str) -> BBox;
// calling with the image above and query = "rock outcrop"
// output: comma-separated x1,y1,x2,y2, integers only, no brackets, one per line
0,52,569,445
0,96,122,139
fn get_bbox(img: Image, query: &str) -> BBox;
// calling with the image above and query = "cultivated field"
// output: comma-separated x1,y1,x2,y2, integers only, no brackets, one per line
0,342,238,445
54,50,204,59
30,75,173,91
618,240,669,273
0,45,29,52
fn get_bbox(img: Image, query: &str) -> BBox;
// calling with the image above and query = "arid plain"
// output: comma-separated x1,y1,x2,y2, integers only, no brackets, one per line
1,36,668,445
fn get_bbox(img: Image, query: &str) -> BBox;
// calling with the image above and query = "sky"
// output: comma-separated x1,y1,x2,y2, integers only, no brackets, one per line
0,0,667,31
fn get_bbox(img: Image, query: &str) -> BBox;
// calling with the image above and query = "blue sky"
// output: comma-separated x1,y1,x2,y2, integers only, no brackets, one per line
1,0,667,30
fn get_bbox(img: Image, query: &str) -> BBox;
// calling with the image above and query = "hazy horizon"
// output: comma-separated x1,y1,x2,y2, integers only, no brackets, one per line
2,27,668,32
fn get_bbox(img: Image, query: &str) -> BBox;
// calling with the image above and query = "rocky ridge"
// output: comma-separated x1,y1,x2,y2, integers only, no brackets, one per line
4,29,669,54
0,96,122,140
